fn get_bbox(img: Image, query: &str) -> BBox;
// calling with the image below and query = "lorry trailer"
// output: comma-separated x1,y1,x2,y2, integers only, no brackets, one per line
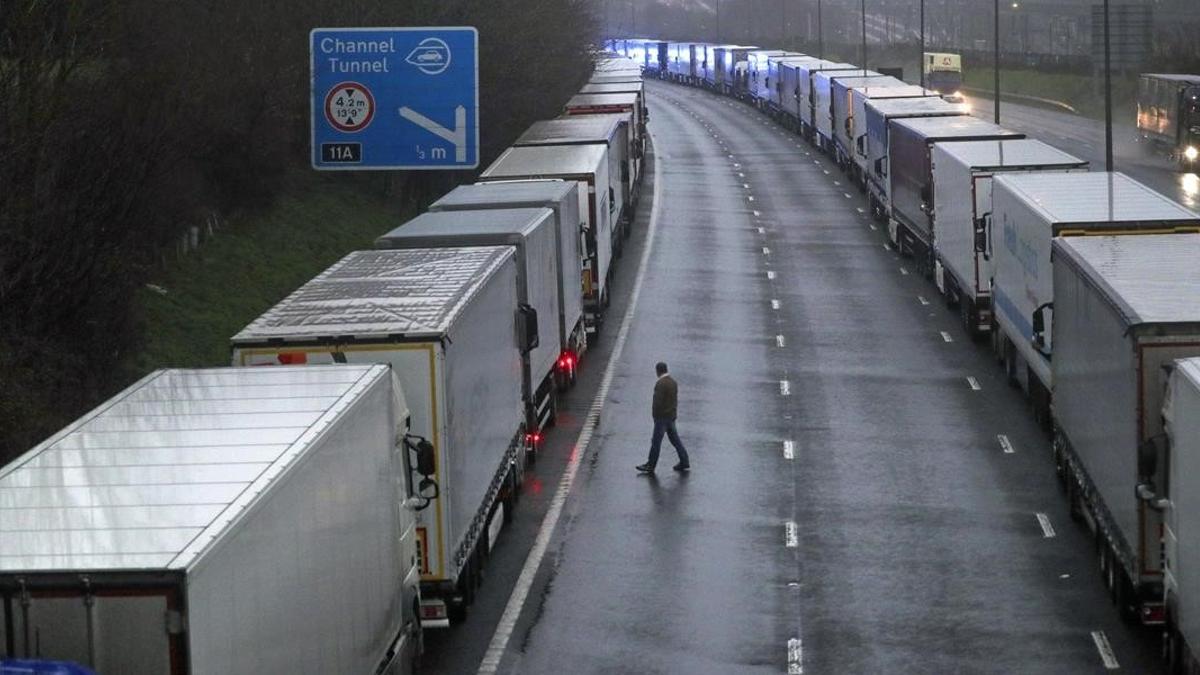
1051,234,1200,627
0,365,423,674
713,45,757,95
930,139,1087,336
746,50,799,104
479,144,614,330
886,116,1024,274
579,81,648,127
812,68,881,152
231,247,529,625
375,209,562,448
846,85,940,183
427,180,586,384
770,57,820,120
563,92,645,158
990,172,1200,425
1136,73,1200,170
790,61,860,141
862,96,964,221
515,115,638,241
1165,358,1200,671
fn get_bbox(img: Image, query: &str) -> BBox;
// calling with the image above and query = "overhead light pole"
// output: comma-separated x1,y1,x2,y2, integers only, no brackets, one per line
818,0,824,58
861,0,868,68
993,0,1000,123
919,0,926,88
1103,0,1114,171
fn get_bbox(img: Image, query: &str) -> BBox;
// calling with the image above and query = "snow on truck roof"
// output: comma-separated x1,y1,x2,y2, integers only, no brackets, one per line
995,172,1200,226
231,246,514,342
1053,234,1200,326
0,365,389,573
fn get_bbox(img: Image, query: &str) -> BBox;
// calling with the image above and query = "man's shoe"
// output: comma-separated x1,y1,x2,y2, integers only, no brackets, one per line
673,463,690,472
636,463,655,473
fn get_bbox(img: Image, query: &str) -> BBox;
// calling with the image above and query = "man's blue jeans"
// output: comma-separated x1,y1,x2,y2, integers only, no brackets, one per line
648,417,689,467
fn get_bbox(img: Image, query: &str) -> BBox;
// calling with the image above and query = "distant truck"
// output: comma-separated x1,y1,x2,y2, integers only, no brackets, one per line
1051,234,1200,629
886,116,1023,275
232,247,530,627
0,366,425,674
931,139,1087,336
1136,73,1200,170
1165,358,1200,671
990,172,1200,426
427,180,586,386
924,52,964,103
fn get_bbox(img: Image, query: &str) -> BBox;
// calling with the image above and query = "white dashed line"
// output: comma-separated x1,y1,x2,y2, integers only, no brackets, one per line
833,180,841,186
856,207,866,214
1090,631,1120,670
844,193,853,199
782,440,795,459
967,376,982,391
823,170,830,175
763,247,771,255
918,295,931,306
776,334,786,348
780,379,791,396
758,227,766,234
785,521,798,547
788,637,803,674
752,210,762,217
771,299,781,310
743,183,751,189
868,223,877,231
767,271,776,280
748,196,756,202
997,434,1015,454
899,267,909,276
940,331,953,343
1036,513,1056,538
882,244,890,252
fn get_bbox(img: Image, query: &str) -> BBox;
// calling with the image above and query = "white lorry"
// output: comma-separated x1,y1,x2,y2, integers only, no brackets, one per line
375,208,561,452
1050,234,1200,628
930,139,1087,336
841,83,934,180
0,365,424,674
991,172,1200,425
231,247,529,626
862,96,964,221
427,180,586,386
1165,358,1200,670
480,144,614,331
812,68,880,153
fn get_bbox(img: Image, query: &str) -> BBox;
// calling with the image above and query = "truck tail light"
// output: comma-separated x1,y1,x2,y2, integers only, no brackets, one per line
1142,603,1166,625
277,352,307,365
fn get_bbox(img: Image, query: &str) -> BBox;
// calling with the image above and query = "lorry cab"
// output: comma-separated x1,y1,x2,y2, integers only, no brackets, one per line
924,52,964,103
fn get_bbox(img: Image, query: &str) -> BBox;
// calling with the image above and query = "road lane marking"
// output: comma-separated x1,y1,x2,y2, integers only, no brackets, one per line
940,331,953,343
748,196,756,202
758,227,766,234
899,267,909,276
918,295,930,306
776,334,786,348
1036,513,1056,538
785,521,798,547
763,247,772,255
882,244,890,252
780,380,791,395
767,271,776,280
772,299,781,310
967,376,982,391
783,440,795,459
833,180,841,186
744,183,751,189
998,434,1015,454
844,193,853,199
823,170,830,175
868,223,877,231
1090,631,1120,670
752,210,762,217
477,127,665,675
856,207,866,214
788,637,803,674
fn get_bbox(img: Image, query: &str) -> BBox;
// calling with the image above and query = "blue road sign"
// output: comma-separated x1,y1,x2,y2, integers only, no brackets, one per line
310,27,479,170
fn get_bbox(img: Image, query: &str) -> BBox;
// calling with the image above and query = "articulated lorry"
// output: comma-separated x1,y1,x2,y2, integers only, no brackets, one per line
563,92,645,159
427,180,586,385
375,209,561,453
886,116,1024,275
923,52,964,102
990,172,1200,425
931,139,1087,336
840,83,934,179
812,68,881,153
232,247,530,626
480,144,614,331
862,96,964,221
746,50,799,104
1051,234,1200,629
1136,74,1200,170
0,366,424,674
789,62,859,142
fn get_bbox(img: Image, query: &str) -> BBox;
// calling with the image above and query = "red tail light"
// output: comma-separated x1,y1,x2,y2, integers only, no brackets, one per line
525,432,543,445
277,352,308,365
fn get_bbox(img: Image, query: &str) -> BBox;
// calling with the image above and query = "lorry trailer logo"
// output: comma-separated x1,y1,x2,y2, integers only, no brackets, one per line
406,38,451,75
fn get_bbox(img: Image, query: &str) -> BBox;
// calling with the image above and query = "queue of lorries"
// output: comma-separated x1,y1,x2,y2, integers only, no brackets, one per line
612,35,1200,674
0,56,649,675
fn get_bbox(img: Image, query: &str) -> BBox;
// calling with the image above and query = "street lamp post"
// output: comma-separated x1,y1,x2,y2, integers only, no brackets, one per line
919,0,926,88
993,0,1000,123
861,0,868,69
716,0,721,42
818,0,824,58
1103,0,1114,171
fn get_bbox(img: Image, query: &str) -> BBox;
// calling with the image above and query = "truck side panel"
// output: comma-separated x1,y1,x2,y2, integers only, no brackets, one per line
887,123,931,243
931,149,979,298
188,373,406,675
991,186,1053,388
1167,362,1200,651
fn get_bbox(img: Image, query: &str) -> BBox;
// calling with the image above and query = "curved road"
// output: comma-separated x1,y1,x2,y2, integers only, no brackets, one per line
423,79,1166,674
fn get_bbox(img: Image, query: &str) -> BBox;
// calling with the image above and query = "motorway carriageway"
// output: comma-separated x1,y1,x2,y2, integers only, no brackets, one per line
422,79,1165,674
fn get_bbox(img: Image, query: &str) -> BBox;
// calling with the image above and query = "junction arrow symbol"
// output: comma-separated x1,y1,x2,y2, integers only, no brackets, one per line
399,105,467,162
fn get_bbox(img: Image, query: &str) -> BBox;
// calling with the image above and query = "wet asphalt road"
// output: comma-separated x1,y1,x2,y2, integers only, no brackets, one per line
965,94,1200,210
424,80,1167,674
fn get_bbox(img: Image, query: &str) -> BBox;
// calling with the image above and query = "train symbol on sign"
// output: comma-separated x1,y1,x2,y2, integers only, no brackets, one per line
406,38,451,75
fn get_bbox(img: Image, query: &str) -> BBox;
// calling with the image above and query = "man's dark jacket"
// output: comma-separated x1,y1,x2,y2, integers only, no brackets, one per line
652,375,678,419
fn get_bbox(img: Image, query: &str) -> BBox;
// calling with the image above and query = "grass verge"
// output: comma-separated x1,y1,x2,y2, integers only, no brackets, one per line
126,173,413,375
963,67,1138,120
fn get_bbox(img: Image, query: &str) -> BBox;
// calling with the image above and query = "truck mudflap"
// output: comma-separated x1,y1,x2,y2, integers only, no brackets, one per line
1058,428,1165,625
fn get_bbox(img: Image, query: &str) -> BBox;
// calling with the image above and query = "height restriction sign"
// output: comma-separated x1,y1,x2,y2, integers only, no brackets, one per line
310,27,479,170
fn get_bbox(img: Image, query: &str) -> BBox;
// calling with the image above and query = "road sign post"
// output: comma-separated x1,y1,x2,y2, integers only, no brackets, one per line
310,27,479,170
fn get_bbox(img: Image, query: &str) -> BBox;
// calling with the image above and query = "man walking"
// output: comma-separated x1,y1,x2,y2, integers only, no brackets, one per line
637,362,690,473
